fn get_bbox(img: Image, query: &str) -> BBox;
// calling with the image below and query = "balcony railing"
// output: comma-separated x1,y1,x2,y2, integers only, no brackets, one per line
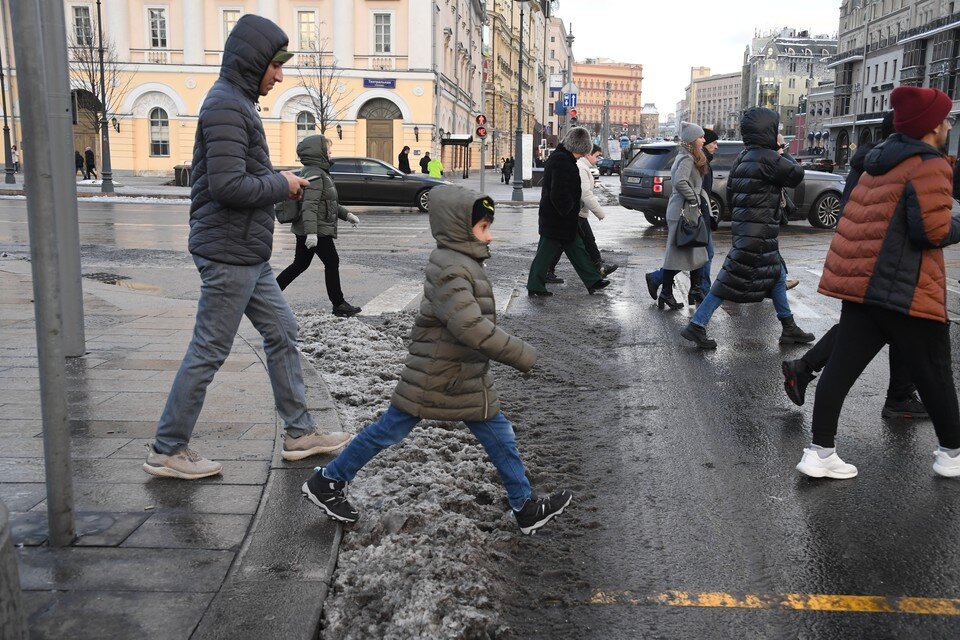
826,46,864,67
833,84,852,98
356,55,409,71
898,11,960,43
857,111,886,122
129,48,181,64
899,66,926,82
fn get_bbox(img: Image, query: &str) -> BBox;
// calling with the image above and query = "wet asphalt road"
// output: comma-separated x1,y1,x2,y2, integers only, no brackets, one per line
3,180,960,638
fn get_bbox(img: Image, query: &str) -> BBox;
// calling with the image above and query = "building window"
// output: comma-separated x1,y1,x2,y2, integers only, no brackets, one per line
149,107,169,157
296,111,316,142
223,9,240,44
73,5,94,46
148,7,167,49
374,13,392,54
298,11,317,51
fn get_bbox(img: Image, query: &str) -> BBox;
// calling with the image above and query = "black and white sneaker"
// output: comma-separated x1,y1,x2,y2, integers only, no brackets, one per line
302,467,359,523
513,490,573,535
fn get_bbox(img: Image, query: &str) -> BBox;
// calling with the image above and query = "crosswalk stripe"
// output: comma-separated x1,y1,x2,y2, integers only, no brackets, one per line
360,282,423,316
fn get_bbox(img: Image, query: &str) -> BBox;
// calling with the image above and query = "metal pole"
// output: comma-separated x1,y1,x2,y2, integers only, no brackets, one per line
602,81,611,150
0,45,14,184
480,58,486,194
0,501,28,639
565,25,574,137
10,0,76,547
95,0,114,193
511,2,525,202
40,0,86,358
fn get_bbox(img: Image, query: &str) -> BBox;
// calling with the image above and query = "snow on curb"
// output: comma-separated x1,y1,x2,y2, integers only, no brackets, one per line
0,194,190,205
297,311,517,639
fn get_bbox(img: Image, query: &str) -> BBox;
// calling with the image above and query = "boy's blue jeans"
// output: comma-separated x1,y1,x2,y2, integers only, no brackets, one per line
325,405,534,511
691,266,793,327
650,234,714,294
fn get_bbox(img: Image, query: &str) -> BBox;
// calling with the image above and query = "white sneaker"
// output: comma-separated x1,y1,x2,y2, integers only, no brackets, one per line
933,449,960,477
796,447,858,479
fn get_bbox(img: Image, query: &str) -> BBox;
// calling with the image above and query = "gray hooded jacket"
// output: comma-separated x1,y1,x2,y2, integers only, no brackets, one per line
391,185,536,422
290,135,350,238
187,15,290,265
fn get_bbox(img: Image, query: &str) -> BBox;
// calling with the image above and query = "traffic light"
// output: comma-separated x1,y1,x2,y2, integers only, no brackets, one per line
476,114,487,126
569,108,578,125
475,114,488,138
476,125,488,138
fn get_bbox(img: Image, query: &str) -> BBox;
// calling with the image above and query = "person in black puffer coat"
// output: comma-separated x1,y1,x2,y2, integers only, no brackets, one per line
681,107,814,349
146,15,350,482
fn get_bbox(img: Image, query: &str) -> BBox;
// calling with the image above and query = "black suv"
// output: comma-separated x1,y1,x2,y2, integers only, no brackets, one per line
597,157,621,175
618,141,846,229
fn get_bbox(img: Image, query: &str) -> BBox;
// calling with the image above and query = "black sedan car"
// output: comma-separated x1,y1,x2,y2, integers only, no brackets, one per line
329,157,446,212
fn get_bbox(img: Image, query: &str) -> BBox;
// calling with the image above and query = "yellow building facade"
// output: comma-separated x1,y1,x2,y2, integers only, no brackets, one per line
573,58,644,137
0,0,488,175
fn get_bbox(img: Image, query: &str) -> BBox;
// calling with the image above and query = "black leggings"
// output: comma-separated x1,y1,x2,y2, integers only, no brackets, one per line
275,234,345,306
550,218,602,271
802,324,915,401
812,301,960,448
662,268,702,296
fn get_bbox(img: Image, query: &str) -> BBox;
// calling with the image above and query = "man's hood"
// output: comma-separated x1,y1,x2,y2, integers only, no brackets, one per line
429,185,491,262
220,15,288,102
864,133,944,176
741,107,779,150
297,134,330,170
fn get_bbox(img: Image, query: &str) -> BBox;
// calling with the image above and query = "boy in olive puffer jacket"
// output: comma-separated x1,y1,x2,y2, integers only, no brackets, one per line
302,185,572,535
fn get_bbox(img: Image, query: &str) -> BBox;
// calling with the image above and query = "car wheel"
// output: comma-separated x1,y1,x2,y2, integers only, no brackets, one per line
416,189,430,213
808,192,841,229
643,211,667,227
709,194,723,221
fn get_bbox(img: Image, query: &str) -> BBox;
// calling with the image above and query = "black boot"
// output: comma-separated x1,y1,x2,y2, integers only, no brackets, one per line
781,359,815,406
688,271,705,306
645,272,661,300
657,273,683,310
681,322,717,349
332,301,362,317
779,315,815,344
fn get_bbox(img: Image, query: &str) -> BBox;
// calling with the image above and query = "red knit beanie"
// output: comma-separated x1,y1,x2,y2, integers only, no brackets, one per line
890,86,952,139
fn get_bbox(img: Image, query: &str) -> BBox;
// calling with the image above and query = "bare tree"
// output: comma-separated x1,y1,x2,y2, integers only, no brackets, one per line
297,38,352,135
67,31,138,132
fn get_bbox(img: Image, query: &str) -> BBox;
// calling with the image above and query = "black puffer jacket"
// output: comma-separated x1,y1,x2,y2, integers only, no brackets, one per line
712,108,804,303
839,141,876,210
538,144,582,242
188,15,290,266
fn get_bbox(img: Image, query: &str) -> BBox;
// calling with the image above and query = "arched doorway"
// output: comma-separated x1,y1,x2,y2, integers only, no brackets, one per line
835,129,849,169
358,98,401,164
72,89,100,159
858,128,873,146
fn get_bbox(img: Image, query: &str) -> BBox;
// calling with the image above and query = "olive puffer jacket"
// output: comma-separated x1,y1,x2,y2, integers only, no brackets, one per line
711,107,804,303
391,186,536,422
290,135,350,238
819,134,960,323
188,15,290,266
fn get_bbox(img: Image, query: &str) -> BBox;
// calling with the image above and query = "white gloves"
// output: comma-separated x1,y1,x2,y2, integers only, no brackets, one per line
595,210,606,221
346,213,359,227
304,234,318,249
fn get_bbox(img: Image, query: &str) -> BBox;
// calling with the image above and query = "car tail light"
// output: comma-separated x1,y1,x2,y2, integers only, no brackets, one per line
653,184,663,193
653,176,663,184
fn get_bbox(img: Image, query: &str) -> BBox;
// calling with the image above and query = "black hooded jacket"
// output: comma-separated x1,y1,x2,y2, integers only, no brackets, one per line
187,15,290,266
839,141,877,210
712,108,804,303
538,144,582,242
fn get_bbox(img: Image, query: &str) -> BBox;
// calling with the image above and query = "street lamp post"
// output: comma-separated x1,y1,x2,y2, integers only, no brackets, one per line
95,0,114,193
0,47,14,184
511,0,530,202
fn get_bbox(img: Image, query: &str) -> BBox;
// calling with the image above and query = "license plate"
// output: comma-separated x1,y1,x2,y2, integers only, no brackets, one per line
626,177,641,184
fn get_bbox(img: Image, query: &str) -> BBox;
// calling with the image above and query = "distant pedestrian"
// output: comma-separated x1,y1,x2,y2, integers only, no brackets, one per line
301,185,573,534
11,146,18,173
398,145,412,174
801,86,960,480
498,157,506,182
427,154,444,178
75,150,85,178
680,108,813,350
526,127,609,296
276,134,361,317
84,146,97,179
420,152,431,175
144,14,349,481
645,123,711,310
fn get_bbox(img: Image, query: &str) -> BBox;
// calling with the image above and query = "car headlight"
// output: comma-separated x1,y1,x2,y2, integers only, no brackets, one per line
838,181,846,190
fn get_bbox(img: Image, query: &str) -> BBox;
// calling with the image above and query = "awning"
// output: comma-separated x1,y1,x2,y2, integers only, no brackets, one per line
440,134,474,147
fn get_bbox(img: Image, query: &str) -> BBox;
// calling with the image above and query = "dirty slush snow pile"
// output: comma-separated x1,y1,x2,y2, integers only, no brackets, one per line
297,311,522,639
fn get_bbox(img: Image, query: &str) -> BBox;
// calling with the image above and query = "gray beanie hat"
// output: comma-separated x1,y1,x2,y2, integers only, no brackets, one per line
563,126,593,155
680,121,705,143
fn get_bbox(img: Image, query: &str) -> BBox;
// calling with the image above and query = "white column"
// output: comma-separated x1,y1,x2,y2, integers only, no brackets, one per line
408,0,431,70
105,0,129,59
333,0,354,68
257,0,278,23
182,0,204,64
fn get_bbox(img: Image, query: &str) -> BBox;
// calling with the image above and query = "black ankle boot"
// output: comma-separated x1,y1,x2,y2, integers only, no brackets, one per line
687,289,705,307
681,322,718,349
779,316,815,344
657,292,683,310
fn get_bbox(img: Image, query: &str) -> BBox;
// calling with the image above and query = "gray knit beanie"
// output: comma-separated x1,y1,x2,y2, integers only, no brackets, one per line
680,121,705,143
563,127,593,155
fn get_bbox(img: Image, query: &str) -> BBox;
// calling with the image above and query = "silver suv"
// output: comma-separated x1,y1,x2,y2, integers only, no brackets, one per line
618,141,846,229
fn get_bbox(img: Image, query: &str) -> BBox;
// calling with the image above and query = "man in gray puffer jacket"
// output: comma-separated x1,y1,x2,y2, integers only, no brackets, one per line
145,15,350,481
301,185,573,535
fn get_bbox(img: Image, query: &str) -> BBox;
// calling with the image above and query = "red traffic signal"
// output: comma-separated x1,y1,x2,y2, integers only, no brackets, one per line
476,114,487,126
476,126,488,138
569,108,578,118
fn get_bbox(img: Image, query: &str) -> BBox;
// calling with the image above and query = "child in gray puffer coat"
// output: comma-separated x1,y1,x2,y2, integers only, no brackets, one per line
302,185,573,535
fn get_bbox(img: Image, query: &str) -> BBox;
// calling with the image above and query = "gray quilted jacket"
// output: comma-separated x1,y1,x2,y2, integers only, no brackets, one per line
187,15,290,265
290,135,350,238
391,185,536,422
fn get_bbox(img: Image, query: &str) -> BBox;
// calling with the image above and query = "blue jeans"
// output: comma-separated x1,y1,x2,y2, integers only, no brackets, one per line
691,264,793,327
154,256,316,454
325,405,534,511
650,234,714,293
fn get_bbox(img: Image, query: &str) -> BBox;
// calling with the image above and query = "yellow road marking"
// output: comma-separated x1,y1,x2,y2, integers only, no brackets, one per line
588,590,960,615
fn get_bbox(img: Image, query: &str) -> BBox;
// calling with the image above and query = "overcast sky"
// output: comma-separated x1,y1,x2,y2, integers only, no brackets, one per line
556,0,843,118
